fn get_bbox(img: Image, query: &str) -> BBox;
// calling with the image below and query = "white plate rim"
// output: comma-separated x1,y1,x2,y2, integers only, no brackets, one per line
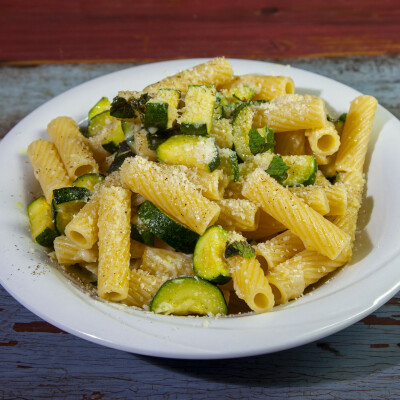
0,58,399,359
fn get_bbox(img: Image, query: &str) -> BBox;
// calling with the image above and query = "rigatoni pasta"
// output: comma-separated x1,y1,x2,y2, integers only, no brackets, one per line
335,95,378,173
242,169,351,260
305,121,340,157
47,116,99,180
97,186,131,302
252,96,327,132
255,230,305,271
25,58,377,317
143,57,233,93
120,156,220,235
225,255,275,313
27,139,73,203
220,74,295,101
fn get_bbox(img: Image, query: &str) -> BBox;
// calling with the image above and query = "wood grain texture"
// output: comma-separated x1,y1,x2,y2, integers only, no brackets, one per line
0,286,399,399
0,0,400,63
0,57,399,399
1,55,399,139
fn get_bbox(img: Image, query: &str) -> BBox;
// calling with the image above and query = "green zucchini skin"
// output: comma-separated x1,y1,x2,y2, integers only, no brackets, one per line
87,109,125,152
52,187,91,235
144,101,168,130
150,277,228,316
137,201,199,254
121,121,136,149
225,240,256,258
180,122,209,136
250,99,268,107
88,97,111,121
213,94,224,120
180,85,216,136
222,102,243,120
73,173,105,191
101,122,126,154
107,142,135,174
144,89,180,131
232,104,255,161
53,187,91,204
281,155,318,187
193,226,231,285
156,135,220,172
130,223,155,246
223,85,255,103
146,131,170,151
87,110,112,137
27,196,58,247
35,228,59,248
218,148,239,182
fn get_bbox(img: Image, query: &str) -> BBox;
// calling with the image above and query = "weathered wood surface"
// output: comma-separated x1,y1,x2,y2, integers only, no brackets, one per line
0,57,399,399
1,1,400,63
1,55,400,139
0,288,399,399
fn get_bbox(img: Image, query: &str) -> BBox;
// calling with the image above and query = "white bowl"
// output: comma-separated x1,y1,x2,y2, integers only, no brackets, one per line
0,59,399,359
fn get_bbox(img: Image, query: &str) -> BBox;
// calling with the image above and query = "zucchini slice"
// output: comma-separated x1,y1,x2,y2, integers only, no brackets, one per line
130,223,155,246
107,142,135,174
180,85,216,135
144,101,168,131
225,240,255,258
121,120,137,149
213,93,225,120
27,196,58,247
146,131,171,151
144,88,180,130
73,173,105,191
87,110,113,137
101,121,126,154
232,104,255,161
222,85,255,103
250,99,268,107
137,201,199,254
222,102,243,120
130,214,155,245
218,148,239,182
87,110,125,152
150,277,228,316
334,113,347,136
281,155,318,187
193,226,231,284
157,135,220,172
51,187,91,235
88,97,111,121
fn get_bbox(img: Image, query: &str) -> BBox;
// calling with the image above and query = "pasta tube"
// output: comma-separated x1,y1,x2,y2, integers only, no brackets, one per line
243,169,351,260
335,95,378,173
97,186,131,302
120,157,220,235
220,75,295,101
47,116,99,180
226,256,275,313
144,57,233,93
27,139,72,203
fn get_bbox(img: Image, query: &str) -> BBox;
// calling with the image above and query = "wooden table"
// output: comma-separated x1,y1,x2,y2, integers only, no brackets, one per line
1,2,400,398
0,56,399,400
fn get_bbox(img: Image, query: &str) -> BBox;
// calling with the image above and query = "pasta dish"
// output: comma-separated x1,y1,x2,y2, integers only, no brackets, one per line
26,58,377,316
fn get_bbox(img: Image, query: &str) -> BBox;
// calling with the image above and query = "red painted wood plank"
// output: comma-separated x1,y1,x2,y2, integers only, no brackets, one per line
1,0,400,63
13,321,67,334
